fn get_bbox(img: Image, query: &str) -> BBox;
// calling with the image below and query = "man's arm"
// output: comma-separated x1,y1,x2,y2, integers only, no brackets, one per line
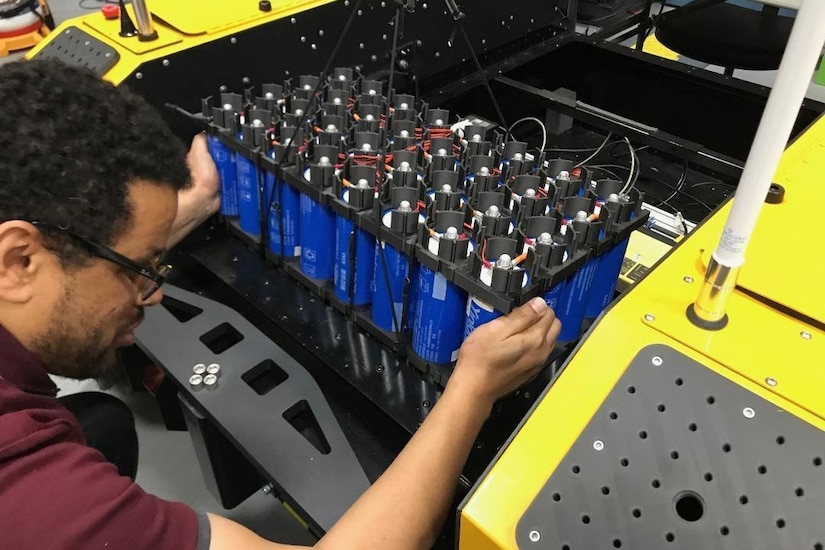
208,298,561,550
168,133,220,248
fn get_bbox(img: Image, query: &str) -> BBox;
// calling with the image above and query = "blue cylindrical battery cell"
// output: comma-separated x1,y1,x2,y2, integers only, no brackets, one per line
543,280,567,311
584,237,630,318
299,194,335,281
265,171,301,258
236,154,260,236
207,135,238,217
334,216,375,305
464,296,501,339
556,257,600,341
412,265,468,364
371,242,409,332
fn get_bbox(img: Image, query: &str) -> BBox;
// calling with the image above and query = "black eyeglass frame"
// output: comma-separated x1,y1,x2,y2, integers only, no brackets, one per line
29,220,171,301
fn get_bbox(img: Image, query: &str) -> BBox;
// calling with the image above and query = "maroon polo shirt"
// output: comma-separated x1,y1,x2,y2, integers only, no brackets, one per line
0,324,208,549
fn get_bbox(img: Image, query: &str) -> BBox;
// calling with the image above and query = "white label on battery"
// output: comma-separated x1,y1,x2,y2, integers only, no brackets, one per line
451,348,460,362
433,272,448,301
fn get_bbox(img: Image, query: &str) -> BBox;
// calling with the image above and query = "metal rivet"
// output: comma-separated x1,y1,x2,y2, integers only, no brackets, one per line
528,530,541,543
135,72,143,80
290,17,296,23
65,29,71,34
207,363,221,375
189,374,203,387
318,29,324,36
683,276,694,283
262,483,274,494
162,59,169,67
801,331,812,340
193,363,206,375
230,37,237,44
765,377,777,387
593,440,605,451
652,356,663,366
644,313,655,322
743,407,755,419
300,36,306,42
204,374,218,386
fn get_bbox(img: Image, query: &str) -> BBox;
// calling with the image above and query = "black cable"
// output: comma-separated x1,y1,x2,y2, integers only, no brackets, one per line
453,16,509,129
377,242,403,333
265,0,366,244
638,173,717,213
387,3,403,104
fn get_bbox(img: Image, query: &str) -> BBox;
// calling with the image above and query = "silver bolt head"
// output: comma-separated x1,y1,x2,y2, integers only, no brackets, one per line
523,188,536,198
189,374,204,387
537,232,553,245
479,167,490,176
495,254,512,268
528,530,541,543
437,148,448,156
684,276,695,283
444,227,459,240
652,356,663,366
319,156,331,166
361,143,372,152
206,364,221,375
204,374,218,386
398,200,412,212
743,407,755,419
356,178,370,188
193,364,207,375
441,184,452,193
399,161,411,171
644,313,655,322
765,377,777,387
593,440,605,451
801,331,812,340
486,204,501,217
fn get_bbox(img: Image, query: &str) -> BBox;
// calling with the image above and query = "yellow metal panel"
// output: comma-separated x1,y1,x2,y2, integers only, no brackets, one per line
83,7,181,55
460,116,825,549
734,122,825,325
26,0,335,85
150,0,322,36
640,34,680,61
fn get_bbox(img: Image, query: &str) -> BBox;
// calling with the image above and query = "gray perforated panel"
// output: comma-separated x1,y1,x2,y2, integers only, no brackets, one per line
33,26,119,76
516,344,825,550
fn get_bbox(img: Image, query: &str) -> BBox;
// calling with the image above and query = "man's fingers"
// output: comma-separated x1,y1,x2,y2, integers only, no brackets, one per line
490,297,549,338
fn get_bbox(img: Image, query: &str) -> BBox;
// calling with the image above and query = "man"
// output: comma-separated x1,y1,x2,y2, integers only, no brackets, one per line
0,60,561,549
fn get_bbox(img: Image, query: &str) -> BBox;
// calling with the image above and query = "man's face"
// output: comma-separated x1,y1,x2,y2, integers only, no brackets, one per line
32,181,177,379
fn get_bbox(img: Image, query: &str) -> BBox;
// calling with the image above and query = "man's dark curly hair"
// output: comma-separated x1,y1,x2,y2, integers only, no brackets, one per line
0,59,191,267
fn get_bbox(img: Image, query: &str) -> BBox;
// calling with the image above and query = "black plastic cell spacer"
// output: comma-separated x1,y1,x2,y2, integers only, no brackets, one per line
259,0,272,11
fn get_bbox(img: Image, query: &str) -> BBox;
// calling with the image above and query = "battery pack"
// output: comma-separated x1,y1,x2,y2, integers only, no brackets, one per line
412,265,468,364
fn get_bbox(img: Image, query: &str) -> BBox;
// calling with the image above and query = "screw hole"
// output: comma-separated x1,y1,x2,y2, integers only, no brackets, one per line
562,545,570,550
665,532,675,543
814,457,823,467
758,465,767,475
613,539,622,548
776,435,785,445
675,491,705,522
609,411,618,420
739,495,749,505
602,486,611,495
628,385,636,394
652,479,661,489
722,443,732,453
707,396,716,404
581,515,590,524
670,451,680,460
572,465,581,474
675,378,683,386
815,544,823,550
795,487,805,497
632,508,642,518
657,404,666,412
776,518,786,529
689,423,698,432
620,458,629,467
721,526,730,536
552,492,561,502
639,430,648,440
704,472,714,482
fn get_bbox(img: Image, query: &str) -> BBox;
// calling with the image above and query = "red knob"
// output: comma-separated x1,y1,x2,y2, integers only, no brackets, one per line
101,4,120,20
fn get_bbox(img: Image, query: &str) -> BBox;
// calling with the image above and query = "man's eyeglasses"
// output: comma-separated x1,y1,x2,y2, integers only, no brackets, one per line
29,221,171,302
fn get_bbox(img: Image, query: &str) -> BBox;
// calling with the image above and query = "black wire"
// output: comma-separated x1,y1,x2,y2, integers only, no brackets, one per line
377,243,403,333
638,173,717,213
387,5,402,104
456,21,509,130
265,0,365,244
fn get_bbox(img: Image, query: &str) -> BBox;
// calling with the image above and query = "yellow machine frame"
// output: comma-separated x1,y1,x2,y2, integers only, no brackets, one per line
459,114,825,548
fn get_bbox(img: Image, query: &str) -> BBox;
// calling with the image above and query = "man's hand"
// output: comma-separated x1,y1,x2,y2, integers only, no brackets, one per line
168,133,220,248
450,297,561,409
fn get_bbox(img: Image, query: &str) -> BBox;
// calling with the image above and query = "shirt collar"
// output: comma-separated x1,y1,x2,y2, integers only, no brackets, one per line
0,324,58,397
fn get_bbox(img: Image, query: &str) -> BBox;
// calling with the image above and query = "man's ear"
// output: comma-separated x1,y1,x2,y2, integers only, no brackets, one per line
0,221,49,304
